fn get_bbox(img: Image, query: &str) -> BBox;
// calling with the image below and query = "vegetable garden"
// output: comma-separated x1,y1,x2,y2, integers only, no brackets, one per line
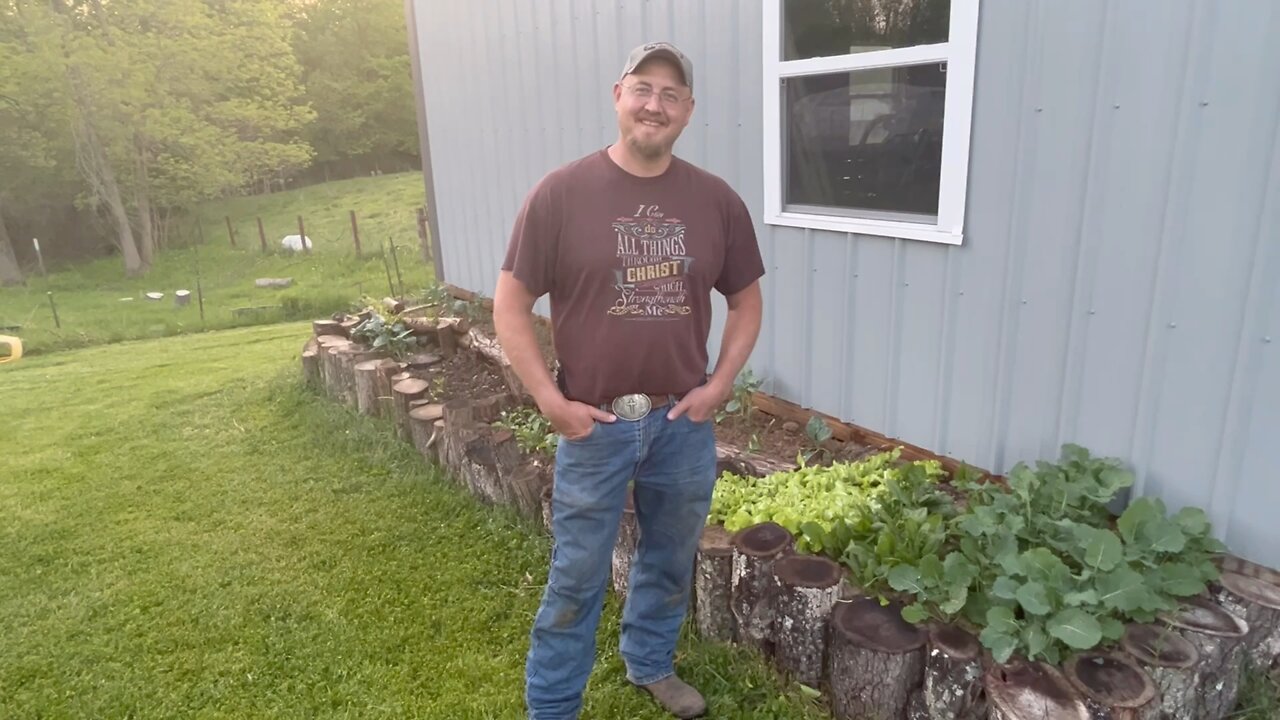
300,286,1280,720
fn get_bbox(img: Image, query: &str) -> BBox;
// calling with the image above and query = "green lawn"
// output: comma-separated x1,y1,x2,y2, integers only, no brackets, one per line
0,173,433,355
0,324,832,719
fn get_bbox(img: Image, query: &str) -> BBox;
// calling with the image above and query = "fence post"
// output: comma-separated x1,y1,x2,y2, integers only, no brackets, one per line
196,217,206,246
297,215,309,254
47,291,60,329
416,206,432,265
194,242,206,323
388,238,405,298
225,216,236,248
257,217,268,254
32,238,47,277
382,240,396,298
349,210,362,258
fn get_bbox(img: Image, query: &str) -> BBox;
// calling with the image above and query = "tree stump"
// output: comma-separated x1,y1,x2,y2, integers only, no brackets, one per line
467,328,528,401
827,596,928,720
695,524,736,643
540,483,555,534
460,427,521,504
504,462,551,522
436,317,459,358
1063,652,1156,719
392,378,430,441
771,554,843,686
313,319,344,337
1211,571,1280,669
730,522,794,652
409,404,444,459
984,659,1089,720
612,490,638,601
443,393,512,427
1143,595,1249,720
907,623,986,720
301,339,321,388
1122,622,1200,720
354,358,399,417
316,334,349,347
320,340,352,401
405,352,441,371
425,419,443,463
335,346,385,408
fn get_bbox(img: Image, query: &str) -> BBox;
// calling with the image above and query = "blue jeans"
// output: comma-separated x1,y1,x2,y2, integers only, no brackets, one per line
525,409,718,720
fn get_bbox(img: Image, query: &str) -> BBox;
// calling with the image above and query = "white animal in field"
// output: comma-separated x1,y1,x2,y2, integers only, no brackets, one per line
280,234,312,252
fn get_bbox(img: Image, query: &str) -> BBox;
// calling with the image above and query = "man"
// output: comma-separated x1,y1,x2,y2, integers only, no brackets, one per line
493,41,764,720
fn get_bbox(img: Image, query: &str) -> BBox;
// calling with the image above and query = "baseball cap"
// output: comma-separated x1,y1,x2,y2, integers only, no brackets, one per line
620,42,693,90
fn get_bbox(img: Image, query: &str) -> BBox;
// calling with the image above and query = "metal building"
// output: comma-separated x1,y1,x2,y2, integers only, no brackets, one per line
406,0,1280,567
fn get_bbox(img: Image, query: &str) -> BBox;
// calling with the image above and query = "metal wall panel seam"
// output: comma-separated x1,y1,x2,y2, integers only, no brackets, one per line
405,0,446,282
835,234,853,422
493,0,519,284
1128,0,1214,496
932,247,958,454
1053,0,1114,450
883,237,905,436
802,228,814,409
840,235,860,421
985,1,1042,472
1206,61,1280,534
477,1,502,295
451,1,478,294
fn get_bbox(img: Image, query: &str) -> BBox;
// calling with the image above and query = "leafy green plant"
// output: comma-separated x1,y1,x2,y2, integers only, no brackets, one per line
710,448,946,556
351,307,419,358
493,406,557,456
717,367,763,424
420,282,451,308
797,415,834,466
449,297,487,326
888,445,1225,666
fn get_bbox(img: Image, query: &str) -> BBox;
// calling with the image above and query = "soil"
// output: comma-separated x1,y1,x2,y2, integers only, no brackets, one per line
417,348,511,404
438,295,882,472
713,411,805,466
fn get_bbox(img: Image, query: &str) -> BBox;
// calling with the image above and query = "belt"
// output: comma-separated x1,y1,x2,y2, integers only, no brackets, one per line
600,392,683,421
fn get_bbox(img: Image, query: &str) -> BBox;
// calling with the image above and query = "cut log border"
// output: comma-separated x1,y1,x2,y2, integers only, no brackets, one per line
297,314,1280,720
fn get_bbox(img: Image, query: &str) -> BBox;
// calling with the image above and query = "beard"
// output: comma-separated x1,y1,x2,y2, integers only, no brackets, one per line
626,133,668,160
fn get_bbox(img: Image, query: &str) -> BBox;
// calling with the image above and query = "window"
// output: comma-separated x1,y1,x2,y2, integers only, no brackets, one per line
763,0,980,244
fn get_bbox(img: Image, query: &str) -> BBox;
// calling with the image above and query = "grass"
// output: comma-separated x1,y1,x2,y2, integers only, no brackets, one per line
0,173,433,355
1233,664,1280,719
0,324,833,719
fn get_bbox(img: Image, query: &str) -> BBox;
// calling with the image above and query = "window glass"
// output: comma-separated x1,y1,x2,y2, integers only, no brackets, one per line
784,63,946,217
783,0,951,60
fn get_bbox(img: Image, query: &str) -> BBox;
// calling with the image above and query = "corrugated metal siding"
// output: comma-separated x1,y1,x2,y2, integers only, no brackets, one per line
410,0,1280,566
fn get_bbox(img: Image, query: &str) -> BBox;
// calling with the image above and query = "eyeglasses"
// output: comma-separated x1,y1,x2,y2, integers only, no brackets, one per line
621,81,690,106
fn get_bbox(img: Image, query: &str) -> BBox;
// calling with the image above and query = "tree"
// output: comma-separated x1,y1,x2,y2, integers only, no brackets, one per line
290,0,418,175
6,0,315,276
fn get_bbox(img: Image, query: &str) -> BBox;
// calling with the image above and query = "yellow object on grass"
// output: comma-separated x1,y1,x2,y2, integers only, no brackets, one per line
0,335,22,364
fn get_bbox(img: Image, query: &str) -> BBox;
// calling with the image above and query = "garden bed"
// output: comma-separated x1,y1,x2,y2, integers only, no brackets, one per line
299,293,1280,720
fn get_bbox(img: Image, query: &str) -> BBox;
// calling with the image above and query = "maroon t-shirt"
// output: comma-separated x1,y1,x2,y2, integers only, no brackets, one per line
502,148,765,406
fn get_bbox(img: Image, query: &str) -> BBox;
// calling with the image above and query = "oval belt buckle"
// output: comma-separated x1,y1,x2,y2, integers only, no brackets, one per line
611,393,651,421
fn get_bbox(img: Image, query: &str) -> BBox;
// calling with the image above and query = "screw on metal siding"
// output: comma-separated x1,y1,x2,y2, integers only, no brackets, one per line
1089,309,1096,314
1169,322,1177,328
1113,104,1120,109
1021,299,1028,304
959,290,965,295
1265,336,1273,343
1200,101,1210,107
1035,107,1043,112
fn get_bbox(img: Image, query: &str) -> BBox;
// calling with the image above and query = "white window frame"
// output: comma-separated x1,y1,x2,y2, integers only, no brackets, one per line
762,0,980,245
